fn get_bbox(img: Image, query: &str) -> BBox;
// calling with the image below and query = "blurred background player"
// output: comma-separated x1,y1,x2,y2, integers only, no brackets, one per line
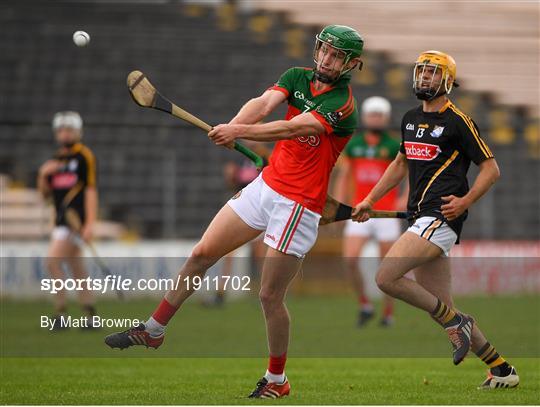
204,142,266,307
105,24,363,399
352,51,519,389
37,111,99,329
334,96,406,327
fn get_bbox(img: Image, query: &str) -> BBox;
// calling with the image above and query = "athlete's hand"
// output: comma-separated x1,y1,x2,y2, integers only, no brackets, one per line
81,223,94,242
208,124,245,147
351,199,373,223
441,195,469,220
39,160,61,177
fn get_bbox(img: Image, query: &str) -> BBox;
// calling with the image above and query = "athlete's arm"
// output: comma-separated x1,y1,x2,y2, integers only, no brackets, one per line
397,180,410,211
209,112,325,144
333,158,353,204
228,89,287,125
351,152,408,221
441,157,500,220
37,160,60,199
82,186,98,242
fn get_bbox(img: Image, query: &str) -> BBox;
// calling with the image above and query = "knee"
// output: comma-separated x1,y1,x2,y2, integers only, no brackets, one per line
190,243,218,269
375,271,393,294
259,289,283,310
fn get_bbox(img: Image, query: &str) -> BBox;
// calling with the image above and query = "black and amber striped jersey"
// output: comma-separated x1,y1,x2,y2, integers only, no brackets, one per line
48,142,97,226
399,100,494,238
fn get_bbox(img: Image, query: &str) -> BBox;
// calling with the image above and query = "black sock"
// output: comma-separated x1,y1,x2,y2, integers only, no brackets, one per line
475,342,511,375
491,362,512,377
431,299,460,327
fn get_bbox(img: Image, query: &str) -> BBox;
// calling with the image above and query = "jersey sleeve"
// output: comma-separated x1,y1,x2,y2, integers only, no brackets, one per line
311,91,358,137
269,67,298,99
454,114,494,164
79,147,97,187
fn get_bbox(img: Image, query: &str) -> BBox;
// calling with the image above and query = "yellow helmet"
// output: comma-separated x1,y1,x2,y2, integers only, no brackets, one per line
413,50,459,100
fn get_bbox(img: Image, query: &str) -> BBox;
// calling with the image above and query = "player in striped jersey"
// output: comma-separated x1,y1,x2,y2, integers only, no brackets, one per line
352,51,519,389
37,111,99,328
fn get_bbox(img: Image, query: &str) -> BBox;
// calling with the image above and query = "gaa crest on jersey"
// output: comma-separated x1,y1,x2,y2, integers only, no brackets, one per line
68,159,78,171
430,126,445,138
325,111,342,126
403,141,442,161
406,123,415,131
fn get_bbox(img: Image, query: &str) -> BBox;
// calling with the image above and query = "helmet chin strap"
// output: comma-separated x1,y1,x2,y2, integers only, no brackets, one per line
415,87,446,101
313,70,335,84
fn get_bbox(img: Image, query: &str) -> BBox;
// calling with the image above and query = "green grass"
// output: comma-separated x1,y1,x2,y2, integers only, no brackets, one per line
1,295,539,404
2,358,539,404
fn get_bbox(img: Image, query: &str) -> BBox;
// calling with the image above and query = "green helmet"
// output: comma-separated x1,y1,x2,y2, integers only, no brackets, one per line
313,25,364,83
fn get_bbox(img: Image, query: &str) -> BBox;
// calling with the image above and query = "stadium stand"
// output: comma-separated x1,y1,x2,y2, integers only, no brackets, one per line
1,1,538,239
0,174,124,240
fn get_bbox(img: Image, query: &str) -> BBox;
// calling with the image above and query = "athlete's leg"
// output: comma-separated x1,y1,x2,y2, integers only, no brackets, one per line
375,231,443,312
414,257,490,347
105,204,261,349
343,235,371,308
259,247,302,360
165,204,261,307
378,240,395,324
64,241,95,313
414,258,516,380
46,237,72,315
377,230,478,364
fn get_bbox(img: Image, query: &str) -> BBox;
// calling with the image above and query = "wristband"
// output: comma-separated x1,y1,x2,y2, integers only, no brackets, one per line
363,197,375,207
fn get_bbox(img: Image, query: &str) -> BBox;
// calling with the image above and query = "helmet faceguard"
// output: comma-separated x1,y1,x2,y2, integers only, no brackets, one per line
413,50,458,101
313,25,364,84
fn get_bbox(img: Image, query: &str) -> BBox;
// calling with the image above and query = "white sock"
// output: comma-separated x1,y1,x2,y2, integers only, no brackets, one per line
264,369,285,384
144,317,165,336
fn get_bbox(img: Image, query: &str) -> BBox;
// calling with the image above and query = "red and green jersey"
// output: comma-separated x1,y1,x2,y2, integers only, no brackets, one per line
262,67,358,214
344,132,401,210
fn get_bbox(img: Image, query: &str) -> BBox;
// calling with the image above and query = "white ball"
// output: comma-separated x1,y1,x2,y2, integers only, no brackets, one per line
73,30,90,47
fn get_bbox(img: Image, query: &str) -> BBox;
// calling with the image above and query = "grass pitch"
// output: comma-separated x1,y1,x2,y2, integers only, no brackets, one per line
1,295,539,404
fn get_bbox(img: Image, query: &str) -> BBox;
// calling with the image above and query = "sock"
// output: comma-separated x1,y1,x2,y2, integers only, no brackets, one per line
431,299,459,327
145,317,165,336
147,298,179,334
383,302,393,318
359,295,372,310
265,353,287,383
475,342,512,375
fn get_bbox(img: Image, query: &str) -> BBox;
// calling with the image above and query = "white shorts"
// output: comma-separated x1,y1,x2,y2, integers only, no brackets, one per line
344,218,401,241
51,226,83,247
227,174,320,258
407,216,457,256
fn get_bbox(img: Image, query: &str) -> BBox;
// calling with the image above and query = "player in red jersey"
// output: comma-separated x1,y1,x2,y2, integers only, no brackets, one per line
352,51,518,389
335,96,406,327
105,25,364,398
